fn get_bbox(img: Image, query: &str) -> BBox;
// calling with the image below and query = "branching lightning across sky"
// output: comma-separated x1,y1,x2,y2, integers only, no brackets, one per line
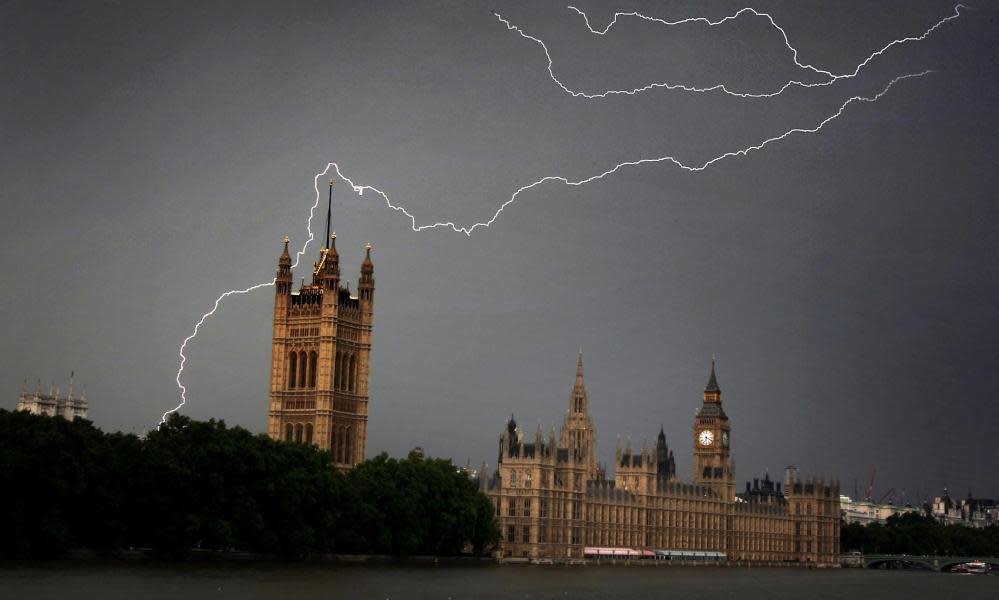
162,172,326,425
330,71,930,236
168,70,929,420
165,2,957,422
492,5,966,99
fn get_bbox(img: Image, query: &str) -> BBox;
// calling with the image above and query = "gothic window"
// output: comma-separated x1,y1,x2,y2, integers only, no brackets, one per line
308,352,318,388
506,525,515,542
333,352,341,390
305,423,313,445
522,526,530,543
285,423,293,442
525,473,532,488
523,498,531,517
288,352,297,389
348,354,356,392
508,498,517,516
330,429,337,458
510,471,518,487
294,424,303,443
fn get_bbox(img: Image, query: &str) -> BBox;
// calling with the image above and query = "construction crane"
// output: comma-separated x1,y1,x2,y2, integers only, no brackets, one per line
864,466,877,502
877,488,895,505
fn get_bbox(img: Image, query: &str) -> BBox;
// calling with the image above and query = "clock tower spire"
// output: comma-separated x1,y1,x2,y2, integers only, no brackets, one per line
693,357,735,500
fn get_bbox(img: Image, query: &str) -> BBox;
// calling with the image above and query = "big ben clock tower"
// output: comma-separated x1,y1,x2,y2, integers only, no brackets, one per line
693,358,735,501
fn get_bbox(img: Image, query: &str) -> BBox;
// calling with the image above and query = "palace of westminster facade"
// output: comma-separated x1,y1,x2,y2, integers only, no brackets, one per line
264,202,838,564
480,354,841,566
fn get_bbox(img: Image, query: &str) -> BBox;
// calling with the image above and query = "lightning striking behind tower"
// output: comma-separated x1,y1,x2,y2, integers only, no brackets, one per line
165,3,968,423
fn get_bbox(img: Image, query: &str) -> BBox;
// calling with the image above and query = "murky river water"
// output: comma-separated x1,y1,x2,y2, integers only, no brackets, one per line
1,562,996,599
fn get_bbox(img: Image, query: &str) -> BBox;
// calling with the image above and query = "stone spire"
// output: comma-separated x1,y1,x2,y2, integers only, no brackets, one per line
359,242,374,302
705,356,720,393
570,349,588,414
275,236,293,294
318,232,340,291
703,356,722,405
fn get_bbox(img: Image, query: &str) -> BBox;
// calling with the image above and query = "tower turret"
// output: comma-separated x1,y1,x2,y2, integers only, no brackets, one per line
318,233,340,291
276,235,292,294
359,242,374,302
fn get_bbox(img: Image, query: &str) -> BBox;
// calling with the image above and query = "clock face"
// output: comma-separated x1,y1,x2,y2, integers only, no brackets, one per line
698,430,714,446
722,432,729,447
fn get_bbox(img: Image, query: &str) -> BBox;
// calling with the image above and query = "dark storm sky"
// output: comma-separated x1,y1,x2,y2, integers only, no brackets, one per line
2,1,997,501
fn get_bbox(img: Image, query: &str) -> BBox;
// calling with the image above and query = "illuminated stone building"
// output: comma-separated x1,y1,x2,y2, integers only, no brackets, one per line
482,354,840,565
266,182,374,470
17,376,87,421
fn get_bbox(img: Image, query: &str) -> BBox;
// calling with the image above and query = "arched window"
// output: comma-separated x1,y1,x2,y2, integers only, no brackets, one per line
339,354,347,390
305,423,313,445
298,351,307,388
288,352,297,389
330,429,337,459
333,352,340,389
295,423,303,443
348,355,356,392
309,352,318,388
285,423,293,442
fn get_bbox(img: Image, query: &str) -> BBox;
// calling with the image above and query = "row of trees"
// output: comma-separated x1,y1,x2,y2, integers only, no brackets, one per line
842,512,999,557
0,410,499,559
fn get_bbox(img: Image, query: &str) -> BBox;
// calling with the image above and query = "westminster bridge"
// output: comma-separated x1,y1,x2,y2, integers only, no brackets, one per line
859,554,998,572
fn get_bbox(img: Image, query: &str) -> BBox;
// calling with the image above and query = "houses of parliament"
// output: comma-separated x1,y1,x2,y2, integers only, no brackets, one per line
263,189,837,564
481,354,841,566
266,181,374,469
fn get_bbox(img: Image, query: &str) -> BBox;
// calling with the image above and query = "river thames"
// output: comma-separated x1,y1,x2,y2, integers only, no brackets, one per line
1,563,996,599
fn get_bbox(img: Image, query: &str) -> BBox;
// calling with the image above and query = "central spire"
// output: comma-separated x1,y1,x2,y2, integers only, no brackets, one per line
570,350,588,414
705,356,720,393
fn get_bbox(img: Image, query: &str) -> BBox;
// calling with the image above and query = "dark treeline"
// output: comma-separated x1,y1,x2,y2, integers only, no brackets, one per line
0,410,499,559
842,512,999,557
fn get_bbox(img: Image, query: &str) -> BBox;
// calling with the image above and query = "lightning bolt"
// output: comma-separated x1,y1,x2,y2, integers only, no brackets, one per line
162,171,328,425
165,3,953,421
493,5,966,99
330,70,930,236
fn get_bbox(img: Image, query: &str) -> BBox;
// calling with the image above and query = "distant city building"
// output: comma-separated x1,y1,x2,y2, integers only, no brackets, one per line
839,495,918,525
17,375,87,420
931,489,997,528
481,354,840,565
266,186,375,471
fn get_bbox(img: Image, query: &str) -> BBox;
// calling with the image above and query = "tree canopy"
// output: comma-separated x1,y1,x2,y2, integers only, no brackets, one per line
841,511,999,556
0,410,498,559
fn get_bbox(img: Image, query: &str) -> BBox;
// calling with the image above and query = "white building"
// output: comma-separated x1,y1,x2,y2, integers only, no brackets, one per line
17,377,88,420
839,495,918,525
